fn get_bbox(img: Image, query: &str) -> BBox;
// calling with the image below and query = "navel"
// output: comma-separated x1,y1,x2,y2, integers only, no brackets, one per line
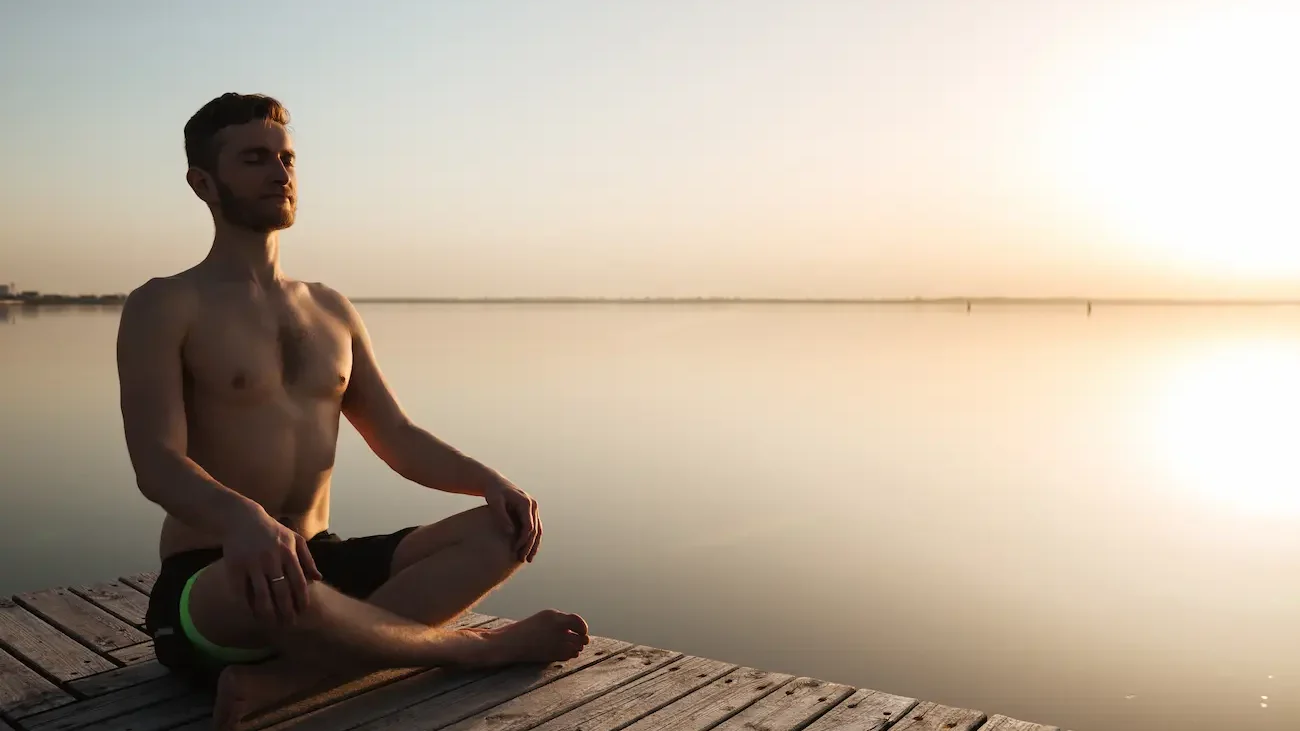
232,373,247,389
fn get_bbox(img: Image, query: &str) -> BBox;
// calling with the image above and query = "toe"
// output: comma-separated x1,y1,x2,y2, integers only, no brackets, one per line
558,612,588,635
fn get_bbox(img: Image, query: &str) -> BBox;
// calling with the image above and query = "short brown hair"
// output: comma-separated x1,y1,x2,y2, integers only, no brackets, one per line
184,93,290,173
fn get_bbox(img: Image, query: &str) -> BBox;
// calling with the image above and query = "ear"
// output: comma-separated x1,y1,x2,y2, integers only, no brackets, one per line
185,168,216,204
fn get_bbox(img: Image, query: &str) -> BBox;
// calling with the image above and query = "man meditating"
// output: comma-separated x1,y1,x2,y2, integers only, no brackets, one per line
116,92,588,728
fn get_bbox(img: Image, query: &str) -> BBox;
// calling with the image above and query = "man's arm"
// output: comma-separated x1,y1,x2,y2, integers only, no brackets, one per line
321,286,494,497
116,278,266,535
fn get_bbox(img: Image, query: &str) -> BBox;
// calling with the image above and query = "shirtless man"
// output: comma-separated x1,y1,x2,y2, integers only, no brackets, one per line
116,93,589,728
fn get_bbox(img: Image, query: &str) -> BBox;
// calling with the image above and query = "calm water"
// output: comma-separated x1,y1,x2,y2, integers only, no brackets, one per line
4,301,1300,730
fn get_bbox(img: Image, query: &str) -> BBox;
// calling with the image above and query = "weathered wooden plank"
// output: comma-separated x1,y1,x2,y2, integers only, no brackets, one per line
709,676,855,731
14,589,149,653
120,573,158,596
439,645,680,731
231,614,508,731
885,701,986,731
530,655,735,731
18,676,195,731
80,692,213,731
257,668,496,731
65,661,170,698
0,599,116,681
349,635,633,730
802,688,920,731
71,581,150,627
68,614,496,704
109,642,155,666
0,647,75,720
619,667,794,731
982,714,1061,731
1,717,15,730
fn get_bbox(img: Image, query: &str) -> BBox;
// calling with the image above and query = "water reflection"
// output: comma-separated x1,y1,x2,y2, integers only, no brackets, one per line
1149,337,1300,517
5,304,1300,731
0,304,129,324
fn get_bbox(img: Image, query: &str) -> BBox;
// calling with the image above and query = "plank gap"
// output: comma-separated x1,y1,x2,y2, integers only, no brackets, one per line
68,582,149,629
0,600,109,692
13,590,147,660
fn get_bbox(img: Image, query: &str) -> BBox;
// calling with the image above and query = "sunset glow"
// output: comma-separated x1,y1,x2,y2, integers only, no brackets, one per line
1151,337,1300,517
1057,5,1300,280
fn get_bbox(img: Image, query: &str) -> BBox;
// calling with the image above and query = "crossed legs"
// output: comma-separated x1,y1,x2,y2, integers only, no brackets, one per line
181,507,588,728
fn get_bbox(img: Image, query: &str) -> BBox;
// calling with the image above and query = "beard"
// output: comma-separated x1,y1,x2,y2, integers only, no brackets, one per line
214,177,296,233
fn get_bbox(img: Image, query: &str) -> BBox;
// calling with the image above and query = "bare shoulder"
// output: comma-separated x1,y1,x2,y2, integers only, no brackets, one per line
303,281,363,328
120,275,200,332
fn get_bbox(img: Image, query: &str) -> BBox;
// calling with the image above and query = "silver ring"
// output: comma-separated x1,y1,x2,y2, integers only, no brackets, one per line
269,576,287,583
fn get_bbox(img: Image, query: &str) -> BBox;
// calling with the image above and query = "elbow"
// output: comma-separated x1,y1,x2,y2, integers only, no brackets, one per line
125,441,182,504
129,457,171,504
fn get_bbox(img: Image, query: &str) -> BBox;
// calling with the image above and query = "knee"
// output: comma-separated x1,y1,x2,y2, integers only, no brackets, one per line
465,505,530,568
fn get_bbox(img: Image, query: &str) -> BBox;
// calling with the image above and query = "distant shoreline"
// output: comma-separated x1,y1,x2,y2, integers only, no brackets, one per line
7,295,1300,307
350,296,1300,306
1,295,127,306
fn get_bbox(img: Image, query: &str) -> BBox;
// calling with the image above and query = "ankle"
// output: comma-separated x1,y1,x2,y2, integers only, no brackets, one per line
429,627,492,666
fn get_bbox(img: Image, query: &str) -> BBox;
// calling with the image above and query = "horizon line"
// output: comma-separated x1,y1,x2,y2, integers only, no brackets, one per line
9,294,1300,307
347,295,1300,305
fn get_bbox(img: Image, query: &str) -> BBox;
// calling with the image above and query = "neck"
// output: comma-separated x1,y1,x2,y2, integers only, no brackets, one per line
203,220,285,286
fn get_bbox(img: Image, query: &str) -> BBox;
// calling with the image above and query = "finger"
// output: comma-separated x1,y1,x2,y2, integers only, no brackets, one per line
296,533,322,582
248,568,275,623
527,515,542,563
260,553,293,624
527,502,541,561
511,503,531,557
490,497,515,537
270,571,297,624
519,504,537,561
284,541,311,618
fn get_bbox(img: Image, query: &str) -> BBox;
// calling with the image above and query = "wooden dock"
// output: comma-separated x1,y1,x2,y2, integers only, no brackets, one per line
0,574,1059,730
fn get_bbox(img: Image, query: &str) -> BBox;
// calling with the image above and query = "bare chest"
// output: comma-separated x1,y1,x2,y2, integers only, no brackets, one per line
183,303,353,402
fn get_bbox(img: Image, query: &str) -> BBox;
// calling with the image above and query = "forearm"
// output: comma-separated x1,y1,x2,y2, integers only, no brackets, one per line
386,423,494,497
133,448,265,537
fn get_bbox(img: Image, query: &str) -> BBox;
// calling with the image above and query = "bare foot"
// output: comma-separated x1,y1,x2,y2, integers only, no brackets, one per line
451,610,589,667
212,660,332,731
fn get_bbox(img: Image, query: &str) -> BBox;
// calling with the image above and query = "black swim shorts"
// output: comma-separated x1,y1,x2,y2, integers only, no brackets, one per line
143,525,418,689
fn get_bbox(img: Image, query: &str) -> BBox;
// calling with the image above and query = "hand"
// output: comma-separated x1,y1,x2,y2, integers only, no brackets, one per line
222,506,323,625
482,471,541,563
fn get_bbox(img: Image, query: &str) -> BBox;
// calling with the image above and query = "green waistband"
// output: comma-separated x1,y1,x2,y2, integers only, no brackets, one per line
179,565,276,664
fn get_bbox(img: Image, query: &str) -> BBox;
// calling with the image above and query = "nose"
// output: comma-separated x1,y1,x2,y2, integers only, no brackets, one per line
270,159,290,183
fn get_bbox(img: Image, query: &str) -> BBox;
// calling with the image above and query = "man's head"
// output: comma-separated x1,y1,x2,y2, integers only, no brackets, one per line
184,93,297,233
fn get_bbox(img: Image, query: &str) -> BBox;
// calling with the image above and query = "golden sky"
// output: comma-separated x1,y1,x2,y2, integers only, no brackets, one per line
1,1,1296,298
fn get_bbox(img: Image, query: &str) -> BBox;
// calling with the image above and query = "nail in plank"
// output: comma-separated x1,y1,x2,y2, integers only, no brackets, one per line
885,701,987,731
531,655,735,731
710,676,855,731
71,582,149,627
439,646,680,731
0,600,115,682
0,646,75,720
620,667,794,731
15,589,148,653
802,688,921,731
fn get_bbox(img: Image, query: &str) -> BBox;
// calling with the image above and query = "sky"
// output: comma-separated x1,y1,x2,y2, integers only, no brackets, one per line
2,0,1298,299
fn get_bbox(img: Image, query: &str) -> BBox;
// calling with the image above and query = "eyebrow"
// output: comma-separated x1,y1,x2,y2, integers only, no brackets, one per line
237,146,295,161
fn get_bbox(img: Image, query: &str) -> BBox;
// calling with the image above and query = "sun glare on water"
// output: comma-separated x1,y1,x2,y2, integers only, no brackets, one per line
1056,5,1300,279
1151,338,1300,517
